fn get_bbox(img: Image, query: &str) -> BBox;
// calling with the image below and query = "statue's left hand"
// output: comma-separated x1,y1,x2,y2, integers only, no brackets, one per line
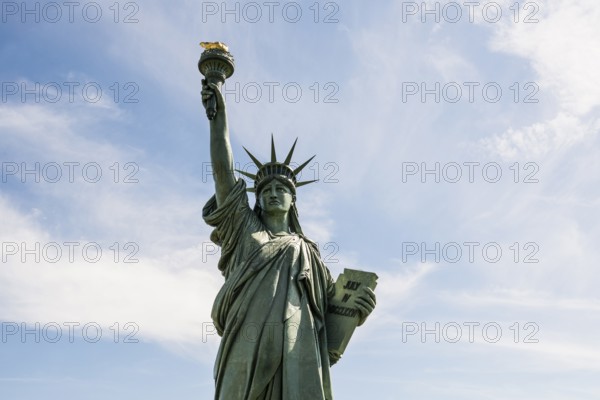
355,286,376,326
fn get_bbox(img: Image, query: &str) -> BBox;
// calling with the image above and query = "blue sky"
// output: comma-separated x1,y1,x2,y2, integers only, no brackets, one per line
1,0,599,399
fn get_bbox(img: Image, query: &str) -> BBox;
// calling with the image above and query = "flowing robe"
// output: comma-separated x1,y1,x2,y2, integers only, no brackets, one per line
203,179,336,400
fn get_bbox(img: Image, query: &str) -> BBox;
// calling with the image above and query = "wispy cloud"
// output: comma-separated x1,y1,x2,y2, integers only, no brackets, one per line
0,101,222,354
482,0,600,158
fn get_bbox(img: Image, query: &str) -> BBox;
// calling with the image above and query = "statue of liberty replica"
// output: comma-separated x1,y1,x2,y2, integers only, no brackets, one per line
199,43,377,400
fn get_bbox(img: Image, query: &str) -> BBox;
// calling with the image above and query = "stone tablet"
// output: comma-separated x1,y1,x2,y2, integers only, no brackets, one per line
326,268,378,359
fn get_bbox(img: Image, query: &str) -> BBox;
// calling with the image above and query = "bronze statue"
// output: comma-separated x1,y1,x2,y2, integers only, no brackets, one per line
200,43,376,400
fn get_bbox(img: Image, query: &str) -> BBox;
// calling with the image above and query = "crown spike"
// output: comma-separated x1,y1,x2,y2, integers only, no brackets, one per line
284,138,298,165
242,137,316,193
271,134,277,163
235,169,257,180
293,155,316,176
243,147,263,168
295,179,318,187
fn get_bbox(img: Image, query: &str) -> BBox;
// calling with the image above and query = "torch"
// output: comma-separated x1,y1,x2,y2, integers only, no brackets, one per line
198,42,235,120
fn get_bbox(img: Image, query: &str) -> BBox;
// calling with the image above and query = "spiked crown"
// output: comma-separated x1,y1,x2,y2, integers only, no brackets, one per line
236,135,317,194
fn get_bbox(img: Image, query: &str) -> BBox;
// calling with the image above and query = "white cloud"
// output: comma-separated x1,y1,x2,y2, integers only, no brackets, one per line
0,102,223,355
482,0,600,158
481,111,597,159
362,262,437,327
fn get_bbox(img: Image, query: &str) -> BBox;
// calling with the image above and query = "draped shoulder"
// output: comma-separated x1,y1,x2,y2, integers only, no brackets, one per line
202,179,265,277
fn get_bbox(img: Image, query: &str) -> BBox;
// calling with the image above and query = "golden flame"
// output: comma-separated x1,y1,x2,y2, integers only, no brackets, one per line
199,42,229,52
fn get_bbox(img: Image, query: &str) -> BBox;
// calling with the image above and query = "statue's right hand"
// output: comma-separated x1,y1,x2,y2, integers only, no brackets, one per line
201,79,212,110
201,79,226,113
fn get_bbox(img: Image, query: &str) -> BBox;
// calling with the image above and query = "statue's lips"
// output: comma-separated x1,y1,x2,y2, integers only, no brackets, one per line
269,201,280,205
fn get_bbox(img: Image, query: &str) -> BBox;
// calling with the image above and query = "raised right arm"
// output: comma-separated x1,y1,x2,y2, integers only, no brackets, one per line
202,80,236,206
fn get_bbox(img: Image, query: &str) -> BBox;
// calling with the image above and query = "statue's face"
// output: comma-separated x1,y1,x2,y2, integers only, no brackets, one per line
258,180,294,215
